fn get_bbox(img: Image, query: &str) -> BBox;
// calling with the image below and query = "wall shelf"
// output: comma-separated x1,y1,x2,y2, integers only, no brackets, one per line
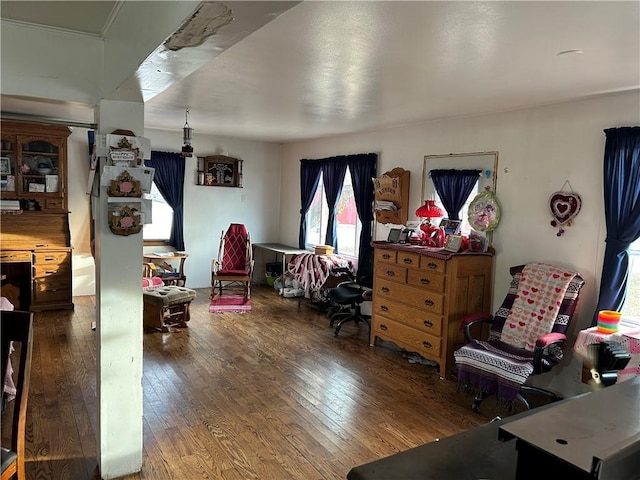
196,155,243,187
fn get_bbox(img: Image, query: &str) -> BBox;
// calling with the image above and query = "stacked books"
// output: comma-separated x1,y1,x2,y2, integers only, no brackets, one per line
0,199,21,214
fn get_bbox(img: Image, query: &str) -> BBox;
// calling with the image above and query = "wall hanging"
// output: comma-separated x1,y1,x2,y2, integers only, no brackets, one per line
468,186,501,232
549,180,581,236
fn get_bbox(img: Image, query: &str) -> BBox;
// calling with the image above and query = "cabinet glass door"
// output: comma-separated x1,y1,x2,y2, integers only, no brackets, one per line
0,135,17,193
19,137,61,196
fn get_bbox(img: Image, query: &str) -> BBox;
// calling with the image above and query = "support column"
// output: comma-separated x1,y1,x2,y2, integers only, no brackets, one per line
94,100,144,479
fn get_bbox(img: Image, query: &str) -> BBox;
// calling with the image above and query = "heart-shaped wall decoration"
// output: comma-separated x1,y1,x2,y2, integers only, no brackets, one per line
549,191,582,225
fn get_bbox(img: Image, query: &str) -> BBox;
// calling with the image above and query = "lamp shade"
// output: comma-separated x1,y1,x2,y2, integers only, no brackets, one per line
416,199,445,219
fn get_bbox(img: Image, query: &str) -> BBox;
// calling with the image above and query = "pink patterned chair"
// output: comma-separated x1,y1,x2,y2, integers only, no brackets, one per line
454,263,585,412
211,224,254,301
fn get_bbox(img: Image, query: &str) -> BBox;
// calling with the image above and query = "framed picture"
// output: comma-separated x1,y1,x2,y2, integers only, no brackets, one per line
444,234,463,252
0,156,11,174
398,228,413,244
439,218,462,235
387,227,402,243
198,155,243,187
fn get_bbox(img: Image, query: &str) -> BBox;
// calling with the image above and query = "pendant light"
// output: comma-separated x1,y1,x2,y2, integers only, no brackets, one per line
181,108,193,157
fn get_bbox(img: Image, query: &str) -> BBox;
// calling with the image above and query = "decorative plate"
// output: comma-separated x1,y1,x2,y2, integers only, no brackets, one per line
468,189,501,232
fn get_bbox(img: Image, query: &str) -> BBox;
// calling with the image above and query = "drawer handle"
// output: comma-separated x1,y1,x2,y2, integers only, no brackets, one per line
420,278,430,285
424,299,434,307
45,270,57,275
403,258,413,264
380,305,389,312
427,262,438,270
44,257,57,261
382,254,391,259
381,286,390,293
422,341,432,349
423,320,433,328
386,270,395,276
35,244,48,247
380,324,388,331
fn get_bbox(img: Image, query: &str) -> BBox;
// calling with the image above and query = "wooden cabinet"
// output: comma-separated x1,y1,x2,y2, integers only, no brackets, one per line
371,244,493,379
1,121,71,212
0,121,73,312
373,167,410,225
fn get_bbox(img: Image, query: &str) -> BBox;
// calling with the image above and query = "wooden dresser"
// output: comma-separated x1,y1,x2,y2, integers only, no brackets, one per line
371,243,493,379
0,121,73,311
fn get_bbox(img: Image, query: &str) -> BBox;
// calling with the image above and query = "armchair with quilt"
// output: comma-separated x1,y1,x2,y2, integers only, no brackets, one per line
328,269,373,337
454,263,584,412
211,223,254,301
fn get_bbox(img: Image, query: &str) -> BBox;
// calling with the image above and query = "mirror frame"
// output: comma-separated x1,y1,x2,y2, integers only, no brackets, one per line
422,151,499,247
421,151,499,203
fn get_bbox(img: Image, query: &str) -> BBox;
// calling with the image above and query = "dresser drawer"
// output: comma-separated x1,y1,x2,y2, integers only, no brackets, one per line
419,256,446,274
0,251,32,262
407,269,445,293
375,249,397,265
397,251,420,269
375,263,406,283
34,263,71,279
34,251,70,266
372,317,442,358
373,297,442,336
375,279,444,315
33,283,71,304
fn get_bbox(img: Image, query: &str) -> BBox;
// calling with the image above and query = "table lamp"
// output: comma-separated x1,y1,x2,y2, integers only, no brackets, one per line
415,199,445,247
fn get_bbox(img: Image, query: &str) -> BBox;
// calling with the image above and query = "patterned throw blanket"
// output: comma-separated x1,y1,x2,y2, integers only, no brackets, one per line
287,253,355,299
454,263,583,409
500,263,578,351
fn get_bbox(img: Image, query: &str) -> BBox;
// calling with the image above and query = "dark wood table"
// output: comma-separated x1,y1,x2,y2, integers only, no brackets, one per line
348,378,640,480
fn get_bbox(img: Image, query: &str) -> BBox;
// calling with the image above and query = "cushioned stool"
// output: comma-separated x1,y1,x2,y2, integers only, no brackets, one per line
143,286,196,332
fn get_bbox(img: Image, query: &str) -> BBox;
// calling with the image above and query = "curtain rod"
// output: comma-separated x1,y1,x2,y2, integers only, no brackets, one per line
1,111,97,130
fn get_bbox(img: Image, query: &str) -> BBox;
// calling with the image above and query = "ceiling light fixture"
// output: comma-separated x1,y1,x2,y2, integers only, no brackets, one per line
181,108,193,157
557,49,584,56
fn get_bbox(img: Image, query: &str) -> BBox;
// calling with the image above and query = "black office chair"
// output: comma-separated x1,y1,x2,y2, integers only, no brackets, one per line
328,270,372,337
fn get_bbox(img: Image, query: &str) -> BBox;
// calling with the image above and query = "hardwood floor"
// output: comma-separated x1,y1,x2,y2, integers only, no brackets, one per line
12,286,504,479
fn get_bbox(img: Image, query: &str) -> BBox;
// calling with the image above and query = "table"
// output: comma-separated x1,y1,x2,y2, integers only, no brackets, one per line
252,243,307,282
348,378,640,480
573,325,640,382
143,252,189,287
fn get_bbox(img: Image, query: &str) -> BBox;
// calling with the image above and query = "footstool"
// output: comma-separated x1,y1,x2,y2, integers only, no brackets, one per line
143,286,197,332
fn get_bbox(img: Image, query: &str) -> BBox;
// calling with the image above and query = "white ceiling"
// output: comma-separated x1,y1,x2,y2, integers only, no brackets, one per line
1,1,639,142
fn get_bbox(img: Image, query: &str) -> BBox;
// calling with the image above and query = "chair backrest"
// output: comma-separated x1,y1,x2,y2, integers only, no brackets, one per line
220,223,251,271
488,264,585,348
1,310,34,479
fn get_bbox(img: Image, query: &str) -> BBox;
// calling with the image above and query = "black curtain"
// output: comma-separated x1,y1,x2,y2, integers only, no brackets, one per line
145,151,185,251
430,169,481,220
347,153,377,279
591,126,640,325
322,158,348,249
298,159,322,248
298,153,378,273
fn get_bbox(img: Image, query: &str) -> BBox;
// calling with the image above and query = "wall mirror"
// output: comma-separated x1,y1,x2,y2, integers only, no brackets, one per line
422,151,499,246
421,151,499,202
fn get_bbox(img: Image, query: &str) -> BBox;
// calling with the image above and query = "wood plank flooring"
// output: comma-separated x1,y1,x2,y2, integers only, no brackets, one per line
10,286,505,479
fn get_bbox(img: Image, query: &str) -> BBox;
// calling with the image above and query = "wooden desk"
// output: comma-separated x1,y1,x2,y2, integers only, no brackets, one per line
143,252,188,287
252,243,307,282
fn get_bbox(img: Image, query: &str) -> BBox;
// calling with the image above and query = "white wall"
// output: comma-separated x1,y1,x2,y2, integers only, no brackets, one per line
280,90,640,395
67,127,283,294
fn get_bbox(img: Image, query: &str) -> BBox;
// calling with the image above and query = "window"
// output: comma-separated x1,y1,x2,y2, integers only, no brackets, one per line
434,183,478,236
621,238,640,325
143,183,173,241
305,167,361,257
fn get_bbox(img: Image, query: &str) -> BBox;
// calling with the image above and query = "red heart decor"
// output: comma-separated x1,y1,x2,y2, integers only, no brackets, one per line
549,192,582,225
